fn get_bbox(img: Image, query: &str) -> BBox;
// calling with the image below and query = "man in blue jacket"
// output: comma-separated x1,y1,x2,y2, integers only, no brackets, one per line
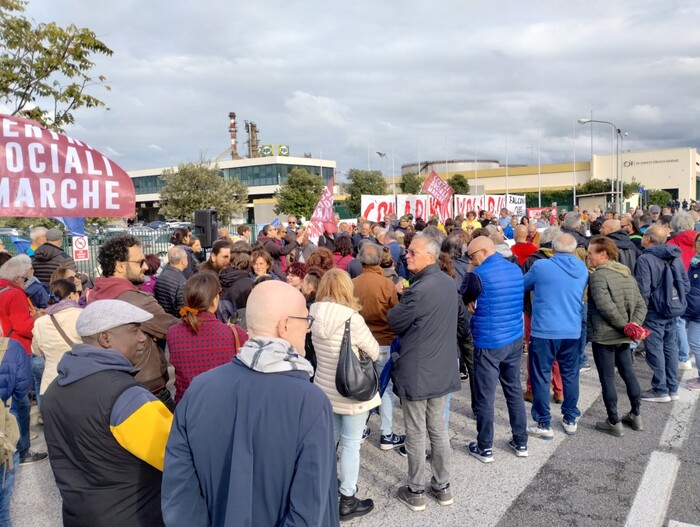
461,236,529,463
524,234,588,439
162,281,338,527
0,337,29,525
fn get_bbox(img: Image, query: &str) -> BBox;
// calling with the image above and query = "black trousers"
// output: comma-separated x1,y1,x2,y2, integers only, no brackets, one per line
592,342,641,423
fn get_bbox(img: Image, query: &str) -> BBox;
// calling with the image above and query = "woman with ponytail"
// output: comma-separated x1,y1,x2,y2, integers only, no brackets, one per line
166,273,247,404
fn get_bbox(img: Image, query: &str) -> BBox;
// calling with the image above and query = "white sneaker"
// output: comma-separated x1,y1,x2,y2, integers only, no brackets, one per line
562,418,578,435
679,360,693,371
527,424,554,440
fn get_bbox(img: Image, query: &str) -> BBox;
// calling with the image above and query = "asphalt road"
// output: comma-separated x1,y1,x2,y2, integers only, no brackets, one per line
11,346,700,527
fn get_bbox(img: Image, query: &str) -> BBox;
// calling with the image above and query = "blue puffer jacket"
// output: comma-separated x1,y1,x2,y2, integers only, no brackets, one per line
0,338,30,420
684,256,700,321
470,253,524,349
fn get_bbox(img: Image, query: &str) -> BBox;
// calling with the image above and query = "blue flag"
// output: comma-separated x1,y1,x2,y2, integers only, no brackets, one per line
51,217,85,236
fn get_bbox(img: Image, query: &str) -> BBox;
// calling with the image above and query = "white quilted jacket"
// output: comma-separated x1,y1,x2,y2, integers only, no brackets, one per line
310,301,381,415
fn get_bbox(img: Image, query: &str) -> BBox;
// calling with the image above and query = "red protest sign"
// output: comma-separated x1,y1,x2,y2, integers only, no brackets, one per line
421,171,454,204
306,178,335,240
0,114,135,218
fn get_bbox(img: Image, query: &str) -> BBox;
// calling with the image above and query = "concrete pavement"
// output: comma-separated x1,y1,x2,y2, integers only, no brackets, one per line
10,347,700,526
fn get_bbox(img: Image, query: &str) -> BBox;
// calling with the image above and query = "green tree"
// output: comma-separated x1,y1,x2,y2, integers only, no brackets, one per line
646,189,672,208
0,0,112,131
273,168,324,219
447,173,470,195
400,172,423,194
159,159,248,223
345,169,387,215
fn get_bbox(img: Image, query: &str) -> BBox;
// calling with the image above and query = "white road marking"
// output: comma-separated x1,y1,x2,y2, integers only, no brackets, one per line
625,451,680,527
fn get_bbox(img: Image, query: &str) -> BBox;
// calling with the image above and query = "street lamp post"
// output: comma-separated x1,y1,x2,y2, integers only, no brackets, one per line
578,118,621,214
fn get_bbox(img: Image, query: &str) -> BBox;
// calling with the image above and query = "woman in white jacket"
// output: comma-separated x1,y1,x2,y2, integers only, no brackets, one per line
310,269,380,522
31,279,83,414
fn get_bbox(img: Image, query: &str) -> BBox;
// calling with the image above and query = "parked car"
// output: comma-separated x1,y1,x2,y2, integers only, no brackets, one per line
147,221,167,230
0,228,23,237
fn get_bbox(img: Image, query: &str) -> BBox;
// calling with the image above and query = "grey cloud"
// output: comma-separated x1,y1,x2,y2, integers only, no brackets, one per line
22,0,700,173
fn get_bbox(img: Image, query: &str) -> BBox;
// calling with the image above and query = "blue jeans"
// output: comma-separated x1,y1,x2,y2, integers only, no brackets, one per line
30,355,45,412
677,317,690,363
333,412,368,497
0,452,20,526
373,346,393,436
579,301,588,367
530,337,581,427
687,319,700,376
473,338,528,450
644,313,679,394
11,396,30,459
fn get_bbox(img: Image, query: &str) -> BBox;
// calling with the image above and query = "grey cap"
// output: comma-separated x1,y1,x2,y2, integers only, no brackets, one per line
649,205,661,214
76,299,153,337
46,228,63,242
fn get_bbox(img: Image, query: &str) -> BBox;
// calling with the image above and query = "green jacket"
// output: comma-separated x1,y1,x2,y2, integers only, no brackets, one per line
587,261,647,344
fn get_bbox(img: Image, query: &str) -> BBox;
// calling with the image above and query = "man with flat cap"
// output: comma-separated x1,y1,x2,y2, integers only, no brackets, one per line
42,299,174,527
162,281,339,526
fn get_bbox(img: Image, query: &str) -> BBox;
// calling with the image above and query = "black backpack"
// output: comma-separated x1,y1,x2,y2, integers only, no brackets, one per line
651,260,687,318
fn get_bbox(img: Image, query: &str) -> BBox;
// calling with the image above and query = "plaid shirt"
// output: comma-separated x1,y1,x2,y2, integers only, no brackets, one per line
166,312,239,404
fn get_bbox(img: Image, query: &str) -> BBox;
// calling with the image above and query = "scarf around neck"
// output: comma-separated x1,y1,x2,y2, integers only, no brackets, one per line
236,337,314,377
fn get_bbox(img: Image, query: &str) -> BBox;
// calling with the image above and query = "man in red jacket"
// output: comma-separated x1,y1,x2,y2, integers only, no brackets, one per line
510,225,538,266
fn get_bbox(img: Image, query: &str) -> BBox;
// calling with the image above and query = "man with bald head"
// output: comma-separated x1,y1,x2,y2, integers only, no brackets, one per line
510,224,538,266
460,236,529,463
524,234,588,440
601,219,639,272
162,281,339,526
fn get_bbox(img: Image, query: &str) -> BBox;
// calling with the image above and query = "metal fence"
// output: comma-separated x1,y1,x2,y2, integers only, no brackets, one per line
1,229,175,277
2,225,257,278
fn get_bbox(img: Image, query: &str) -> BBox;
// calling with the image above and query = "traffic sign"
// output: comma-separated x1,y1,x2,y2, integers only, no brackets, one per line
73,236,89,261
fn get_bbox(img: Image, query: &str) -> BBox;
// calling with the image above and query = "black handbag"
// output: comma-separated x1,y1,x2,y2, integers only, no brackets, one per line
335,317,378,402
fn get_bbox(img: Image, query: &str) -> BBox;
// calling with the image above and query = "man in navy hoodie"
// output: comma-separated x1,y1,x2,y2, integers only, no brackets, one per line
524,233,588,440
634,225,690,402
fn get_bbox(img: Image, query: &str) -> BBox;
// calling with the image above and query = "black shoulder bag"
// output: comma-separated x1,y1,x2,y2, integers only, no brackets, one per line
335,317,378,402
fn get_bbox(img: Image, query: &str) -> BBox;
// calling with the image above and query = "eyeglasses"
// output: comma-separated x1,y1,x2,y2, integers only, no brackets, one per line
407,249,429,257
467,248,485,261
288,221,296,225
288,315,315,330
128,259,147,267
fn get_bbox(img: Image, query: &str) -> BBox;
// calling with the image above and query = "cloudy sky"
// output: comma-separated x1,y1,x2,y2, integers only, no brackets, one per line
22,0,700,177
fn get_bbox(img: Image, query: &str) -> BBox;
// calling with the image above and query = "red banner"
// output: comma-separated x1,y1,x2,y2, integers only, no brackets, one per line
306,177,335,240
0,114,135,218
396,194,428,219
428,196,454,223
453,195,485,216
361,195,395,223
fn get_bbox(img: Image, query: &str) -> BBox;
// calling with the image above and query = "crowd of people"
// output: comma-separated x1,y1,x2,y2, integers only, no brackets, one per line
0,200,698,525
